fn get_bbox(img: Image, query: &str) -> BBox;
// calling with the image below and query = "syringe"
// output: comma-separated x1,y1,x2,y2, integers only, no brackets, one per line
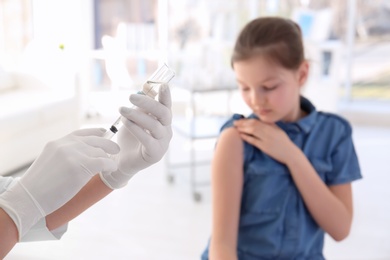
103,63,175,139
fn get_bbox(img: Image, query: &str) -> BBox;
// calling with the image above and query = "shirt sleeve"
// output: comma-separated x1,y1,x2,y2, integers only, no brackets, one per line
219,114,255,167
219,115,239,132
0,176,68,241
326,122,362,185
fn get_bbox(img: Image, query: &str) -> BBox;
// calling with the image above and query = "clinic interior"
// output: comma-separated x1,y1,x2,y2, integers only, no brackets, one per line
1,0,390,259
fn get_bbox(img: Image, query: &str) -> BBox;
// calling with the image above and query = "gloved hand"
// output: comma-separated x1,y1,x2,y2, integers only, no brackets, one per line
100,83,172,189
0,128,119,239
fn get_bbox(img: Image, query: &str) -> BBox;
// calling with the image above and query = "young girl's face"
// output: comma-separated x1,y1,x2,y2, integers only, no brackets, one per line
234,55,308,123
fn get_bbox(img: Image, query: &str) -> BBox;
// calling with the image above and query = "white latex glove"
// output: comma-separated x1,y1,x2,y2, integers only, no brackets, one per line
0,128,119,239
100,83,172,189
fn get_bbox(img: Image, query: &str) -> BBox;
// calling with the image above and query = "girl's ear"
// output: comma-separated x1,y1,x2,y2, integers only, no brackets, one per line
297,61,309,87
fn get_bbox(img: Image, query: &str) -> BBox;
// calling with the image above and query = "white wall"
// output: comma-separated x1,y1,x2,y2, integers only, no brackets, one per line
30,0,95,117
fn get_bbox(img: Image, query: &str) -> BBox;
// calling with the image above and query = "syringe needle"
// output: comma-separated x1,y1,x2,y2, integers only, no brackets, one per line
103,116,122,139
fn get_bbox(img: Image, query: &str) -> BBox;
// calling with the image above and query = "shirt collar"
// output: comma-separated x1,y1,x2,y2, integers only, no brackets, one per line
275,96,317,134
296,96,317,134
247,96,317,134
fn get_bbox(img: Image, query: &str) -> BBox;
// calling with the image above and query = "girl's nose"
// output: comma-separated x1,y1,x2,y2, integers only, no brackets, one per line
251,91,265,106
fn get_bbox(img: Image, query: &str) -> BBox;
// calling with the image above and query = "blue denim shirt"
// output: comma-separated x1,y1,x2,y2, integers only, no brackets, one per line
201,97,362,260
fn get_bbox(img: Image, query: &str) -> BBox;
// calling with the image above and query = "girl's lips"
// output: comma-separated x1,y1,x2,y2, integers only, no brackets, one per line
259,109,272,115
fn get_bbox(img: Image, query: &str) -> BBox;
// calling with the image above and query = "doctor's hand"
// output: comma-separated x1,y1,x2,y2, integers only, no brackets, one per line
0,128,119,239
100,83,172,189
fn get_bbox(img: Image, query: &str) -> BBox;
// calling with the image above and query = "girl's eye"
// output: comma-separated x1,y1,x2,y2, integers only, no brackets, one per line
264,85,278,91
240,86,250,92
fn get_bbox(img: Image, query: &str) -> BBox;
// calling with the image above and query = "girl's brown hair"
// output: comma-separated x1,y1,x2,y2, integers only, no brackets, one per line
231,17,305,70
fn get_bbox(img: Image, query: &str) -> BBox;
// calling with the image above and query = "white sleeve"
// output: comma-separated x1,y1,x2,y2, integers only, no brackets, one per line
0,176,14,194
0,176,68,241
21,218,68,242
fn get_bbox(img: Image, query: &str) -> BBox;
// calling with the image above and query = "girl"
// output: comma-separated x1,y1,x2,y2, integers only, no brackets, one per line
201,17,362,260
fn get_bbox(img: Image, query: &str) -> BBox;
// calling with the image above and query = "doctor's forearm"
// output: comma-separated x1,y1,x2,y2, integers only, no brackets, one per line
0,208,18,258
45,175,113,231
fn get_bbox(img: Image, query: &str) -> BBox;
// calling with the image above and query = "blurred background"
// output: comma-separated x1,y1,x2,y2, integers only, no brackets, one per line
0,0,389,259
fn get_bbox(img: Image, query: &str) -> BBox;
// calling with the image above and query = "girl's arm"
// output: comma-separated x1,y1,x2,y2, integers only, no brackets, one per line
45,174,113,231
209,128,244,260
285,147,353,241
234,119,354,241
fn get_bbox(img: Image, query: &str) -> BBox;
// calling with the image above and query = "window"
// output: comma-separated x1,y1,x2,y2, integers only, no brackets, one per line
0,0,33,69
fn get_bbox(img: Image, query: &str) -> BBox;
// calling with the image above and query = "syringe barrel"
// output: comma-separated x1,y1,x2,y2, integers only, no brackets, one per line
149,63,176,84
103,63,175,139
141,63,176,98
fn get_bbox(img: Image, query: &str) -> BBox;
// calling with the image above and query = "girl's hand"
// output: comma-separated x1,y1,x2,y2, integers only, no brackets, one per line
233,119,297,164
